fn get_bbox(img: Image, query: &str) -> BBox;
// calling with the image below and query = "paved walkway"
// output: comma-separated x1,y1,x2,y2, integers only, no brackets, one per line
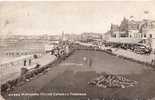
0,54,57,85
111,48,155,64
100,45,155,65
76,42,155,64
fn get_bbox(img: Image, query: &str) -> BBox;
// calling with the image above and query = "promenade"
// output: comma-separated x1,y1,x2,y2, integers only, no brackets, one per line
0,54,57,85
78,42,155,65
111,48,155,64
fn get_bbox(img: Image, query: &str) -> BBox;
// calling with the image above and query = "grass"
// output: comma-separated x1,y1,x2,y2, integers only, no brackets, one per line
3,50,155,100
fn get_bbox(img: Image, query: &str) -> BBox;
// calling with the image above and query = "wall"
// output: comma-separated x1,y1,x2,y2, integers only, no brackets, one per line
0,55,34,85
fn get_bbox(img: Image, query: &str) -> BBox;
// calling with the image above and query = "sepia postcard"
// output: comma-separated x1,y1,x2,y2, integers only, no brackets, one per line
0,1,155,100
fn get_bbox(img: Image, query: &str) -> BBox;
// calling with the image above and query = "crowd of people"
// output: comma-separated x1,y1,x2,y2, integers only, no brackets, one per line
105,42,152,55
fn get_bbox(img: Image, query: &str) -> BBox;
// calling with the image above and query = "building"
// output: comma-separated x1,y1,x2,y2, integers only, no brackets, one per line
128,30,142,38
127,20,142,38
120,17,128,32
105,18,145,44
103,31,111,41
110,24,120,38
140,20,155,50
119,17,128,37
128,20,141,30
0,34,62,57
81,32,102,42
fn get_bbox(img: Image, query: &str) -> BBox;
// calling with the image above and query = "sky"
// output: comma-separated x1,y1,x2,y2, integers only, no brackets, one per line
0,1,155,36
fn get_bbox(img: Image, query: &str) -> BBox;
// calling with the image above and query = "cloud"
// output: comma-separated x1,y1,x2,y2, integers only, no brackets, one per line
0,1,155,35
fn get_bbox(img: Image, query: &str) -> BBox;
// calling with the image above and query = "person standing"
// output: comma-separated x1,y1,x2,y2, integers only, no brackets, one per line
88,57,92,68
83,56,87,66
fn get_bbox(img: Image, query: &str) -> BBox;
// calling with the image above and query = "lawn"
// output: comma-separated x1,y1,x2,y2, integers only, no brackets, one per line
3,50,155,100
